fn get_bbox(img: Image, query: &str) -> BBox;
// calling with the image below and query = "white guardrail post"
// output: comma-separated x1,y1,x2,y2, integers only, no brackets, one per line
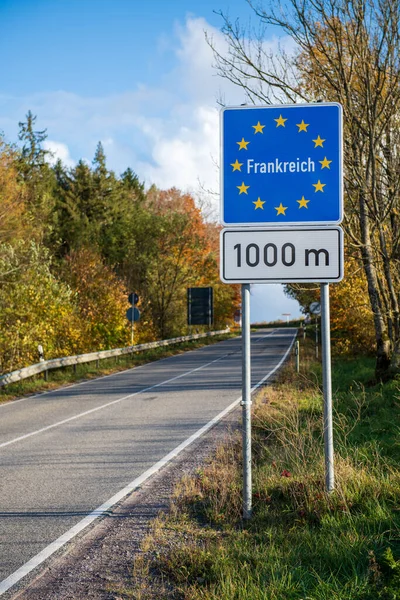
0,329,230,388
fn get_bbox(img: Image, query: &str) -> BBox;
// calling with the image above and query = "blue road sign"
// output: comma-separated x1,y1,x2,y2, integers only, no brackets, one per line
221,103,343,226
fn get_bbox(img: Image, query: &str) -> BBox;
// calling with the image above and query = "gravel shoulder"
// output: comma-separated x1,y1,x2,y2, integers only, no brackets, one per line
6,407,241,600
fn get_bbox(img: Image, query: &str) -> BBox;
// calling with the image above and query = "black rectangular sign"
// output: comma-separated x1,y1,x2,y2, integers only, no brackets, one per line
187,287,213,326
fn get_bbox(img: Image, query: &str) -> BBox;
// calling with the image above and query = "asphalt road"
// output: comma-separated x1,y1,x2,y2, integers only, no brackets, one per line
0,328,296,594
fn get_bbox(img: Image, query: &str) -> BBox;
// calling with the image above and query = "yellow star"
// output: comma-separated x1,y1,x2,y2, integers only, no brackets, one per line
252,121,265,134
253,197,265,209
237,182,250,195
313,180,326,192
275,203,288,215
313,135,325,148
297,196,310,208
296,120,309,132
320,156,332,169
231,159,243,172
274,115,287,127
237,138,250,150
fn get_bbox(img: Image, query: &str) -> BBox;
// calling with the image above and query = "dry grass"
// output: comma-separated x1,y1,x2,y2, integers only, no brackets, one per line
123,337,400,600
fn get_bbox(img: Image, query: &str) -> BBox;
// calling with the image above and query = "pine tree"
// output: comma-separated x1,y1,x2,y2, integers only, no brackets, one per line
18,110,48,170
121,167,145,201
17,111,56,242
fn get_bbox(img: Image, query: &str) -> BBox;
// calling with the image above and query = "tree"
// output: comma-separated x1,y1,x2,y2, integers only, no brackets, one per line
53,145,149,272
210,0,400,378
121,167,145,200
142,187,213,338
0,139,28,244
62,248,130,350
0,241,83,373
53,159,95,254
17,111,56,241
199,221,241,329
285,254,375,355
18,110,48,168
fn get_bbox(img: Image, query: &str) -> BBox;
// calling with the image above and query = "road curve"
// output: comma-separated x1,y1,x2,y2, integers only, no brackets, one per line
0,328,296,595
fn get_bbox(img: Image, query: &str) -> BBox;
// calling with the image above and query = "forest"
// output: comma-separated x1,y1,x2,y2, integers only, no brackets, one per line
0,112,240,375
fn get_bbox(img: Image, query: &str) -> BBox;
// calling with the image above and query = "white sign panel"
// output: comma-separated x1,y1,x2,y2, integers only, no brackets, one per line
220,227,343,283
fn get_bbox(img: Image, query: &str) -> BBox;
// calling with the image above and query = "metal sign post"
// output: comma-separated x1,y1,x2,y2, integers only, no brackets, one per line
220,101,344,508
241,283,252,518
321,283,334,491
126,293,140,346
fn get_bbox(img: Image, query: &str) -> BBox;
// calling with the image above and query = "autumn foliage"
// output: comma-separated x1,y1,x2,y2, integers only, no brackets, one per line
0,118,240,375
329,256,375,355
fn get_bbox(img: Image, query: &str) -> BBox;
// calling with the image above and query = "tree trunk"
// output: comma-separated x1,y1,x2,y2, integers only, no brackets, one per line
359,199,391,379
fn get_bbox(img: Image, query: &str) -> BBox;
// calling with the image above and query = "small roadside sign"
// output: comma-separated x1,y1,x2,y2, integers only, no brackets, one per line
220,227,343,283
126,307,140,323
128,292,139,305
310,302,322,314
221,103,342,227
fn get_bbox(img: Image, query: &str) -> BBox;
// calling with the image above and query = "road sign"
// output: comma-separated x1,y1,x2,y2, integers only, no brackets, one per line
126,307,140,322
221,103,343,226
187,287,214,326
310,302,321,314
128,292,139,305
220,227,343,283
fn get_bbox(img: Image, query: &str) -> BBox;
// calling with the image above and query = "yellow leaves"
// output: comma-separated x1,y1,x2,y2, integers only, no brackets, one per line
63,248,130,350
329,255,375,355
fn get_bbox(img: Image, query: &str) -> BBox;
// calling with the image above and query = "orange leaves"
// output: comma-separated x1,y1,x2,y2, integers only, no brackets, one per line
0,139,28,243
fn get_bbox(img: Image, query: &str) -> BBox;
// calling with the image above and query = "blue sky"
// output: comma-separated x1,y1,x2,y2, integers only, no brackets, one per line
0,0,302,323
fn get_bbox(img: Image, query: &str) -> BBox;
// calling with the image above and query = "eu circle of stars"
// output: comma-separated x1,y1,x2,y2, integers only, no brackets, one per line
221,104,342,226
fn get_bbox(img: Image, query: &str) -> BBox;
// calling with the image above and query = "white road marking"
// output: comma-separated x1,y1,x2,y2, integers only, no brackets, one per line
0,330,279,448
0,330,296,596
0,330,277,410
0,334,243,408
0,351,235,450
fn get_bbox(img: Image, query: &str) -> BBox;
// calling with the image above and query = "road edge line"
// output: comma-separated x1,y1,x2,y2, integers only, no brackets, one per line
0,331,296,596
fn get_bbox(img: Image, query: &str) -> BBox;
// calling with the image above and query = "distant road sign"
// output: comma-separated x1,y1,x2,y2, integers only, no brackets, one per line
126,307,140,322
220,227,343,283
221,103,343,226
128,292,139,305
187,287,214,326
309,302,321,314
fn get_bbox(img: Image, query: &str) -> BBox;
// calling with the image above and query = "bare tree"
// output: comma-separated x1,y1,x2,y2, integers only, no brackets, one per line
209,0,400,378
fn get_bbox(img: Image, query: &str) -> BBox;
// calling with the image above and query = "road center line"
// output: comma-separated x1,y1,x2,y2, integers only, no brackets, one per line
0,330,279,448
0,331,276,410
0,331,296,596
0,351,235,450
1,335,243,408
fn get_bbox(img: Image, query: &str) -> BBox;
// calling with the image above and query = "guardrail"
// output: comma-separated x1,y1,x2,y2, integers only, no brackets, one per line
0,329,230,388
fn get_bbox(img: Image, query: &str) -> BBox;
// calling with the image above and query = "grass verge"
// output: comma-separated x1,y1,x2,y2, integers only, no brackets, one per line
0,332,238,404
128,338,400,600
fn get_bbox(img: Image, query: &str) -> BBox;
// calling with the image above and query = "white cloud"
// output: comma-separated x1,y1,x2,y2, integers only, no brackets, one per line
43,140,75,168
131,16,247,209
0,15,295,212
174,16,236,104
0,15,302,324
136,104,219,195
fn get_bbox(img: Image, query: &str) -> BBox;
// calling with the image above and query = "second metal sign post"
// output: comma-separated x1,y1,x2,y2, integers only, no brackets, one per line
220,102,344,518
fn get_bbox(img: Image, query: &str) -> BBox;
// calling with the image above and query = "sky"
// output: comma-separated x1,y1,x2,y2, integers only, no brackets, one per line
0,0,303,323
